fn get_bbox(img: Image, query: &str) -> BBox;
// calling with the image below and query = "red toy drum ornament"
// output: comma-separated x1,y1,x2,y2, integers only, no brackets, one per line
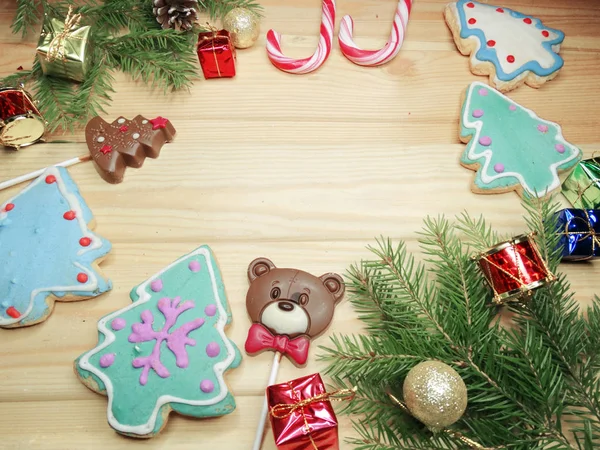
474,233,556,304
0,86,46,150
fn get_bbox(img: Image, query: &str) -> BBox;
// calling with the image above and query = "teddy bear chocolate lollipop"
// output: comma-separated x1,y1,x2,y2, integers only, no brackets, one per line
244,257,345,450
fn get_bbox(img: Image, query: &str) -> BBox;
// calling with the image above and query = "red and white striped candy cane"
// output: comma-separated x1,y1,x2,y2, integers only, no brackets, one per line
339,0,412,67
266,0,336,74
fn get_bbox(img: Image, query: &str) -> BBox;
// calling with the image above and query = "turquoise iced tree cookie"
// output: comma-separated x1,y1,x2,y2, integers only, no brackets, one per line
75,245,242,438
459,82,581,198
445,0,565,92
0,167,112,328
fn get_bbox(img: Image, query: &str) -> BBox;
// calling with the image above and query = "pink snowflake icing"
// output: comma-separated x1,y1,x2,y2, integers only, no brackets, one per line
129,297,205,385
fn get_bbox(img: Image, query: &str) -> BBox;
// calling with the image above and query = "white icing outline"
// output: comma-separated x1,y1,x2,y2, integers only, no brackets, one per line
462,81,580,197
77,247,236,436
0,167,105,326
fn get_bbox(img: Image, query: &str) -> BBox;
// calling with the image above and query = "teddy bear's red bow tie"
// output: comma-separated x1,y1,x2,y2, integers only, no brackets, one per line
245,323,310,365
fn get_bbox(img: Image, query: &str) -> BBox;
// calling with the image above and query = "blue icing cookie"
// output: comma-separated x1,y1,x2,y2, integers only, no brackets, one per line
0,167,112,328
459,82,581,198
445,0,565,91
75,245,242,438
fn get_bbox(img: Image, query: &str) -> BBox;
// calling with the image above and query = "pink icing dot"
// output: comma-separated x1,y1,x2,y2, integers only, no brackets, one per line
494,163,505,173
188,261,201,272
537,124,549,133
200,380,214,393
555,144,566,153
478,88,488,96
472,109,484,118
111,318,126,331
150,279,163,292
206,342,220,358
479,136,492,146
100,353,116,368
509,105,517,111
205,304,217,316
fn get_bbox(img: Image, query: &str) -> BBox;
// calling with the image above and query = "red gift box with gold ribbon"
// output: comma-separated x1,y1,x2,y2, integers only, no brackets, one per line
197,29,236,79
267,373,355,450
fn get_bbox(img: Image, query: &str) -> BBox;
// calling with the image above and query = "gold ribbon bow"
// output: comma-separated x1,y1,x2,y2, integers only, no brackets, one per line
563,209,600,256
270,385,356,450
46,6,82,63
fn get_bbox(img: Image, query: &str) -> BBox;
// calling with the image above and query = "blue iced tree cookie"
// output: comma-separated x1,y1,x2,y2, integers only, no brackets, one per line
75,245,242,438
445,0,565,92
0,167,112,328
459,82,581,198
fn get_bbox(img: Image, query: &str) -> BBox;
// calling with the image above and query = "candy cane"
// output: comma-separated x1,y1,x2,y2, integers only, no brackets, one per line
339,0,412,67
266,0,336,74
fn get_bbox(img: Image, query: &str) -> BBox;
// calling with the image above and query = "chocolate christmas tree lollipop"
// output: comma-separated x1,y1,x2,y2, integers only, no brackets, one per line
86,115,176,184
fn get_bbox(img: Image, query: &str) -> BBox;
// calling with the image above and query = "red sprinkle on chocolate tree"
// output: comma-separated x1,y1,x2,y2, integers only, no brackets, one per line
85,115,176,184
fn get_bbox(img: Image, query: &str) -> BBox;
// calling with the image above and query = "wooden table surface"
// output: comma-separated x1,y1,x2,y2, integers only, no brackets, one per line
1,0,600,448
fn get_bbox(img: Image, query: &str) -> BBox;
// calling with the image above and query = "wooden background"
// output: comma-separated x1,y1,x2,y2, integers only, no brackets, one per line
1,0,600,448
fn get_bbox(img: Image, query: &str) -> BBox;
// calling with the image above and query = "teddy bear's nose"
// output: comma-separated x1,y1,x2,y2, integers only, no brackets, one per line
278,301,295,312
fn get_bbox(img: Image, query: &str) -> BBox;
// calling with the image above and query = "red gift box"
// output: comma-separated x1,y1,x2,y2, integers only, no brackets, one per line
267,373,355,450
197,29,236,79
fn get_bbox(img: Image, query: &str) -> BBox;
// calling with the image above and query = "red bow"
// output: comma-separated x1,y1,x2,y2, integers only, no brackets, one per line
245,323,310,365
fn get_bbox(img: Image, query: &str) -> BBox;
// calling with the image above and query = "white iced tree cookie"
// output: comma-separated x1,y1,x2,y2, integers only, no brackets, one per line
444,0,565,92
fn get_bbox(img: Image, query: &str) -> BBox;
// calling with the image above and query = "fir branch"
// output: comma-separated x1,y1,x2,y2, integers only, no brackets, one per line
0,69,35,88
12,0,44,37
102,30,197,91
69,52,115,123
29,60,76,132
79,0,146,33
455,212,501,252
200,0,264,20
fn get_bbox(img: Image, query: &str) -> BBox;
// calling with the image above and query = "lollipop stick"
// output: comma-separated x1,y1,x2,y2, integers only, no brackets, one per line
252,352,283,450
0,155,91,191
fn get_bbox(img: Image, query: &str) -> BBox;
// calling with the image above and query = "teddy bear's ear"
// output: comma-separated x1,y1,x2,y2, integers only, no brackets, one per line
319,273,345,303
247,257,276,282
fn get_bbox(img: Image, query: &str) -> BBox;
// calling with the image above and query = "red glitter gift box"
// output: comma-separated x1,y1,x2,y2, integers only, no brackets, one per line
267,373,355,450
197,29,236,79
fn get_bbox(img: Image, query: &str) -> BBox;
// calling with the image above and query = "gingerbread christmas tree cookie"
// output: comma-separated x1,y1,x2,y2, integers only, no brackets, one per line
75,245,241,438
86,115,176,184
0,167,112,328
459,82,581,198
445,0,565,92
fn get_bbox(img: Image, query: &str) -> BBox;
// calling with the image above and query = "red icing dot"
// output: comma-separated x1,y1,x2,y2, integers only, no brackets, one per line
119,125,129,133
45,175,56,184
507,55,515,63
496,7,504,13
6,306,20,318
466,2,474,7
542,30,550,37
487,40,496,47
523,18,532,24
80,237,92,247
63,210,76,220
4,203,14,212
468,18,476,25
77,273,89,283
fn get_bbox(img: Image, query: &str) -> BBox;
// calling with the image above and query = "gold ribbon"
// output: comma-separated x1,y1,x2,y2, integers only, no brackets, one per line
270,384,356,450
387,391,493,450
563,209,600,256
198,24,234,78
45,6,82,63
572,152,600,208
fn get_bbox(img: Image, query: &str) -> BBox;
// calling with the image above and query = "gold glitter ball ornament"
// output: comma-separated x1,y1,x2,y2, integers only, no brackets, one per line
403,361,468,431
222,7,260,49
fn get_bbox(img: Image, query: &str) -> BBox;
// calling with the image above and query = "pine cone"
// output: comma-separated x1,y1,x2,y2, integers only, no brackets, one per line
153,0,198,31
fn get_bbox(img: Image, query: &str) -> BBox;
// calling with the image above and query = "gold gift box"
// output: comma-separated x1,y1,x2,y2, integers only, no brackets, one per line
562,157,600,210
36,10,91,82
